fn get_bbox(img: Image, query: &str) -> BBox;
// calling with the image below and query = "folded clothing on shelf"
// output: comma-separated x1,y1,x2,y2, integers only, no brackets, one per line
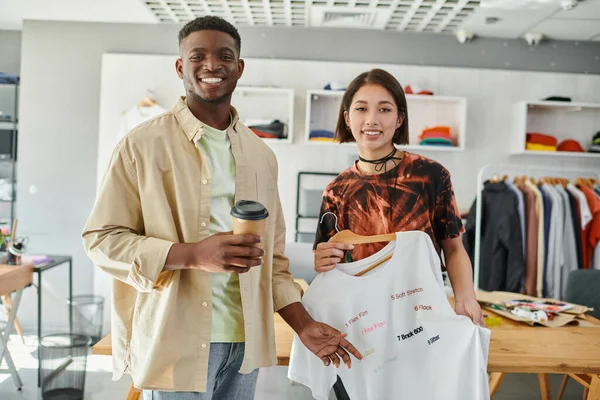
526,143,556,152
309,137,336,142
309,129,335,139
323,82,347,91
590,131,600,153
246,119,287,139
0,73,19,84
419,126,453,146
542,96,571,102
526,132,557,151
405,85,433,95
557,139,584,152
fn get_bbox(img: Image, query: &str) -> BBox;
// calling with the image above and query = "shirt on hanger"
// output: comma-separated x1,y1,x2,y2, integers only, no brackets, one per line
525,180,545,298
538,186,553,298
556,186,578,299
567,184,592,230
566,191,585,270
506,181,527,263
579,186,600,269
517,183,539,296
289,231,491,400
463,181,524,292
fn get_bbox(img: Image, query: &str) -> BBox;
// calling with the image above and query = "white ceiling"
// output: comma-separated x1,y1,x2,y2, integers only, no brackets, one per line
1,0,599,41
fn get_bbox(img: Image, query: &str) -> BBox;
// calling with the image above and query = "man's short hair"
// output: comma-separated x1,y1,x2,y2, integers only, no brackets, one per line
178,16,241,54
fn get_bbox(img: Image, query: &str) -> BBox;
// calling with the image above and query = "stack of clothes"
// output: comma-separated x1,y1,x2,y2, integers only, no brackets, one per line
309,129,335,143
246,119,287,140
405,85,433,95
526,132,557,151
419,126,454,147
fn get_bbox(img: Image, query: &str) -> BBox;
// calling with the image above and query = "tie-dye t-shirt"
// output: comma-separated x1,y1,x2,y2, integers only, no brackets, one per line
313,152,464,268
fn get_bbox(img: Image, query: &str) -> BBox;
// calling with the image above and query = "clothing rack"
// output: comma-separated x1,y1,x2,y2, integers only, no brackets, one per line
473,163,600,291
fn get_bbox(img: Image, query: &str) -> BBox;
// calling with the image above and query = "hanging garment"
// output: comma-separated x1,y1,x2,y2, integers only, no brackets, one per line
541,184,564,299
525,180,546,297
566,191,585,270
580,186,600,269
463,181,525,292
288,231,491,400
517,183,539,296
506,181,527,264
556,186,579,299
538,186,553,297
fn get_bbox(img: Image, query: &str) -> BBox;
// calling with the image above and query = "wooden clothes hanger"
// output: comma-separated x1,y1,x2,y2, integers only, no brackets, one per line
138,97,157,107
329,230,396,276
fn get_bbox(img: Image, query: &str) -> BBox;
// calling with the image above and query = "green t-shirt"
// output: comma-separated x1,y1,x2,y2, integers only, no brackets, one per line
196,120,244,343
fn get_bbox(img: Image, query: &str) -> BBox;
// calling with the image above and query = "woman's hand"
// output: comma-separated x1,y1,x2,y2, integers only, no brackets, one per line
455,297,486,327
314,242,354,273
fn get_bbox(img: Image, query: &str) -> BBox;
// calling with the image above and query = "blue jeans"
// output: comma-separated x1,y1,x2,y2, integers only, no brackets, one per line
143,343,258,400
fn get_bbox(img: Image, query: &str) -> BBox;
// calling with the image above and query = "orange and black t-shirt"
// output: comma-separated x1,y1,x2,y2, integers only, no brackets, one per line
313,152,464,266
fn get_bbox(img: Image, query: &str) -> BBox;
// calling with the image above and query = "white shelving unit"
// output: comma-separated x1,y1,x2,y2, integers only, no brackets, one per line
231,86,294,144
512,100,600,158
305,89,467,151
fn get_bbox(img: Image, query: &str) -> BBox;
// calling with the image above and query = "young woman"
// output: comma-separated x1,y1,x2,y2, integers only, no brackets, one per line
313,68,484,327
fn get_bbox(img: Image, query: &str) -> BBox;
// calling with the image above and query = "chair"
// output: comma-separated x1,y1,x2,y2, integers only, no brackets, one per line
557,269,600,400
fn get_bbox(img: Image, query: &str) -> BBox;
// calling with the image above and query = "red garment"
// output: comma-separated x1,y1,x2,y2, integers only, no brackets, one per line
526,132,558,147
580,186,600,269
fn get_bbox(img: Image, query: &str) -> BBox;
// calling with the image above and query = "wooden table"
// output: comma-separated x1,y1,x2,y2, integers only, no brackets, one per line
93,284,600,400
0,264,34,390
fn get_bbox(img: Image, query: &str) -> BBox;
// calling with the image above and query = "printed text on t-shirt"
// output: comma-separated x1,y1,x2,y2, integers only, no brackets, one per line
362,320,386,336
344,310,369,328
390,287,423,301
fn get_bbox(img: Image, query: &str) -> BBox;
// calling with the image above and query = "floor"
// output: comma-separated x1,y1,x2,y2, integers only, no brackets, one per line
0,334,586,400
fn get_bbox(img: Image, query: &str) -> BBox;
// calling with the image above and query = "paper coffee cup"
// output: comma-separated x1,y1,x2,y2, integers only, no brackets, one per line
230,200,269,243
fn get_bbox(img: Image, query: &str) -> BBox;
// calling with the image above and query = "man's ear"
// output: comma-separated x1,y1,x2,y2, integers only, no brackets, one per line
237,58,245,78
175,58,184,79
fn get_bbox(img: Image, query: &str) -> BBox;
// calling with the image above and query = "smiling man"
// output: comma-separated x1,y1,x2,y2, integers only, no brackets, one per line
82,16,361,400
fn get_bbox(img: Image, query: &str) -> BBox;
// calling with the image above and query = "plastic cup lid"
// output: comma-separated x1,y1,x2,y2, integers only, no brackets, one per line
231,200,269,221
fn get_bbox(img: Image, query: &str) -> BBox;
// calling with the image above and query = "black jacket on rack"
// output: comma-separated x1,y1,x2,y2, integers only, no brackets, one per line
463,181,525,292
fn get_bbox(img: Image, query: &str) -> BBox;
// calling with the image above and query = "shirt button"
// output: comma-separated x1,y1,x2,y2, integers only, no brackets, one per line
201,222,207,227
202,301,208,307
202,179,208,185
201,343,207,349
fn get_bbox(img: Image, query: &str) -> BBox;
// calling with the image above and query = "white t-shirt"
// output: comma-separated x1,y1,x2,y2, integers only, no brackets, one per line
288,231,491,400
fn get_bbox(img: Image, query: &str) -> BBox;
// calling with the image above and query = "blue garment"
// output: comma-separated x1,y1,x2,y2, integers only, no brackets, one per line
143,343,257,400
505,181,526,262
539,185,552,298
309,129,335,139
0,73,19,84
594,184,600,198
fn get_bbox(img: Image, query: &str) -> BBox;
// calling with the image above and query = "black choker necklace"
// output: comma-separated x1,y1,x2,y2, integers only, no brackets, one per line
358,148,403,172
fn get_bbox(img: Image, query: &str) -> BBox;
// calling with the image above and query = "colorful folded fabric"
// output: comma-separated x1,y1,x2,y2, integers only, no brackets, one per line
557,139,584,152
526,142,556,152
405,85,434,95
420,138,453,146
309,137,336,143
250,128,279,139
309,129,335,139
526,132,557,147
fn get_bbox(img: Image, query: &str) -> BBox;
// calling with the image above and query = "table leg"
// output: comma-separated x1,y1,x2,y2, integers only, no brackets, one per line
37,271,42,388
489,372,505,398
0,289,24,390
587,375,600,400
126,383,141,400
69,259,73,335
538,373,551,400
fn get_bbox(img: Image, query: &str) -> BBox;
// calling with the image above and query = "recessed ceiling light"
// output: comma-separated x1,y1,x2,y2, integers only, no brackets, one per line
485,16,500,23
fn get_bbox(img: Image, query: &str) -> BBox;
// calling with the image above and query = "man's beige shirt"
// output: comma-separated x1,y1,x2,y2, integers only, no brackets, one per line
82,97,302,392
